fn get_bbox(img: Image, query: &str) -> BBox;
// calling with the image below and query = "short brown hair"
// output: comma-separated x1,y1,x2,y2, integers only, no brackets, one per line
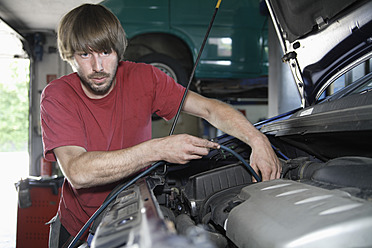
57,4,127,62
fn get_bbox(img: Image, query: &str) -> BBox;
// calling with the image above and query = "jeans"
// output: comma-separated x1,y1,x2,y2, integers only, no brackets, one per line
47,214,85,248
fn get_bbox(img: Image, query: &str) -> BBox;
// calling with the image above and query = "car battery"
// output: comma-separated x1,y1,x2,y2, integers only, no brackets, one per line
15,177,63,248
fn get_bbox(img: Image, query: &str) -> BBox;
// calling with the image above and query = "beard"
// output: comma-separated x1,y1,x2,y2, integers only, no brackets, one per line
78,66,118,96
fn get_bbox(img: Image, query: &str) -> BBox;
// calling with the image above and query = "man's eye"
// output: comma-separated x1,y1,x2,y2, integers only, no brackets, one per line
101,51,111,56
81,53,90,58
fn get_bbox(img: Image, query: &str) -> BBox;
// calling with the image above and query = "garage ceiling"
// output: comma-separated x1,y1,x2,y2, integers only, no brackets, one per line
0,0,102,33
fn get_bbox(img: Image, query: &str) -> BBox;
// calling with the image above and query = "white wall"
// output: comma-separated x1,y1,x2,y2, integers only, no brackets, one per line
30,32,72,175
268,19,301,118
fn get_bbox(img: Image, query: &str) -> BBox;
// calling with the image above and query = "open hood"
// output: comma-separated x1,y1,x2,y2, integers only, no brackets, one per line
265,0,372,106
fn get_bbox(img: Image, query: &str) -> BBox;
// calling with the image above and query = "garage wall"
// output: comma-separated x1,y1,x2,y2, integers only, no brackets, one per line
267,19,301,117
29,32,72,175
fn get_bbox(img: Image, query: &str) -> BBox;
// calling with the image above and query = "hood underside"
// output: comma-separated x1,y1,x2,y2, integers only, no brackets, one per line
266,0,372,106
268,0,359,43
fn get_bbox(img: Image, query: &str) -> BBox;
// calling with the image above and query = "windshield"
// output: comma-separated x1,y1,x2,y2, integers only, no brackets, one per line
317,57,372,102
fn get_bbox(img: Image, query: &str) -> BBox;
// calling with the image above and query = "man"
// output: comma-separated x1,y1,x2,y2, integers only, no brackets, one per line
40,4,280,247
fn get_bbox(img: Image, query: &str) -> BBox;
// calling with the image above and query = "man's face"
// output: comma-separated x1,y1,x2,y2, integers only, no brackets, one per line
73,49,119,98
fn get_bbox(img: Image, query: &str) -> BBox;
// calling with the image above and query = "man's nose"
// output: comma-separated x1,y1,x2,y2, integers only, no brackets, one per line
92,54,103,72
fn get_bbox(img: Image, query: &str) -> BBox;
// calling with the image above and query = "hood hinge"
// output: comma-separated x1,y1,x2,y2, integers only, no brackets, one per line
282,51,306,108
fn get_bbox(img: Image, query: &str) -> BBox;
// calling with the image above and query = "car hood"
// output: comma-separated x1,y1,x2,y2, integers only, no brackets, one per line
265,0,372,106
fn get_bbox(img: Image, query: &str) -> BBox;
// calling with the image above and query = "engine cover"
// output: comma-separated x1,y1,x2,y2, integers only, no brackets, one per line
225,179,372,248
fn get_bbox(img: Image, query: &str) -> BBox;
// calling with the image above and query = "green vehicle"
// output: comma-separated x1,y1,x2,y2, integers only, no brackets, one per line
102,0,268,97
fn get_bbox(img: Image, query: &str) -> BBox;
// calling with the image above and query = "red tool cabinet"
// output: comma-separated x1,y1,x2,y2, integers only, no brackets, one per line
15,177,63,248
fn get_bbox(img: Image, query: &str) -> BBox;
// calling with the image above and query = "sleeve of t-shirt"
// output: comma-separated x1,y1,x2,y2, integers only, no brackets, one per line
150,66,186,121
40,83,87,161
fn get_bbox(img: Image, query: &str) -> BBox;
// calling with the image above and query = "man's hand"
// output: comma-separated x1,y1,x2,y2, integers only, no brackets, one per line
180,90,281,181
248,134,281,181
157,134,220,164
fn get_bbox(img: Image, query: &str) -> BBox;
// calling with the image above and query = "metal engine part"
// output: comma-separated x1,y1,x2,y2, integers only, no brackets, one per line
225,179,372,248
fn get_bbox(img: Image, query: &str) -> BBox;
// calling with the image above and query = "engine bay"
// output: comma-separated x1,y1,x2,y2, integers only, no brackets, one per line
91,135,372,248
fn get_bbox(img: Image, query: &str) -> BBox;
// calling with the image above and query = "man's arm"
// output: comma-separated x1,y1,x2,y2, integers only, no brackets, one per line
54,134,219,189
182,91,281,181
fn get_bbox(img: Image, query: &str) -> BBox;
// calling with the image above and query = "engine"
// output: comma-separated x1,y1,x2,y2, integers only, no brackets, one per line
91,139,372,248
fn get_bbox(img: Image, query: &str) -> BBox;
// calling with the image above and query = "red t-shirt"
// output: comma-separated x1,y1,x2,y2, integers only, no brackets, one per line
40,61,185,238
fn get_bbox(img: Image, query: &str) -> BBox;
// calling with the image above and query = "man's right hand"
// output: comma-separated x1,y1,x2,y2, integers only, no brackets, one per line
156,134,220,164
